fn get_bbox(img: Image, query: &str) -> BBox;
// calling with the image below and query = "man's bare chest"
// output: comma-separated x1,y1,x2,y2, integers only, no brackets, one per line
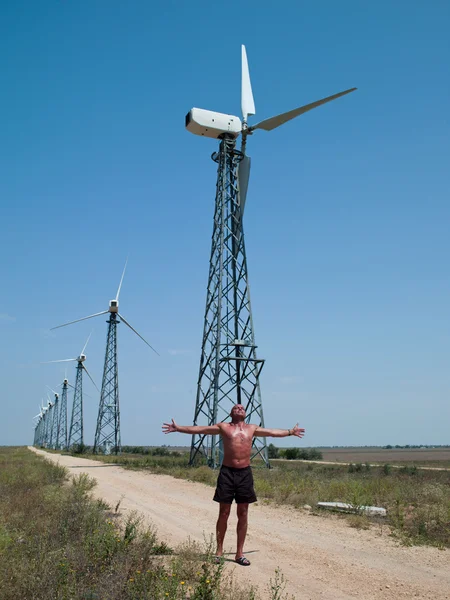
221,426,253,444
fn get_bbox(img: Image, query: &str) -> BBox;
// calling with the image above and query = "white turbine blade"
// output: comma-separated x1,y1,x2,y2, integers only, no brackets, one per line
116,257,128,300
81,330,93,355
118,313,160,355
238,155,251,218
82,364,100,392
46,385,59,396
42,358,77,363
249,87,357,132
241,45,255,121
51,311,108,331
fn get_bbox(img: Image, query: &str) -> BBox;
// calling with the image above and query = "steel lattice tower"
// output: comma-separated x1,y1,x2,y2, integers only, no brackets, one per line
36,420,42,446
49,400,57,448
185,45,356,469
55,381,68,450
48,392,59,449
189,135,268,469
93,313,120,454
68,362,84,449
33,422,39,446
41,411,49,447
44,405,53,447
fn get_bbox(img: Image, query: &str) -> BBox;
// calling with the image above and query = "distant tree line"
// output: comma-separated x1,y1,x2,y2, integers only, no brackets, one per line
382,444,450,449
317,445,450,449
267,444,323,460
121,446,183,456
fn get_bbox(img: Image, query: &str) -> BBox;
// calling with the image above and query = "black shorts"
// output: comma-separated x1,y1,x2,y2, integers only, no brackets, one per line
213,465,257,504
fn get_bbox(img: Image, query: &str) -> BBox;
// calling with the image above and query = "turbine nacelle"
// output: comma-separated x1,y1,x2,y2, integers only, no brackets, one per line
77,353,87,363
186,108,242,140
63,378,69,385
109,299,119,313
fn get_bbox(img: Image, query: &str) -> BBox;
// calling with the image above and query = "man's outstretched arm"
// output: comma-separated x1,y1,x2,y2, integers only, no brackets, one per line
162,418,220,436
254,423,305,438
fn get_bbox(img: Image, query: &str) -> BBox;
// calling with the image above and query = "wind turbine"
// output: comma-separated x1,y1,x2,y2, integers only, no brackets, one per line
44,333,98,450
48,389,60,449
32,413,41,446
33,404,44,446
45,393,56,449
51,261,158,454
46,379,69,450
39,397,52,448
186,45,356,468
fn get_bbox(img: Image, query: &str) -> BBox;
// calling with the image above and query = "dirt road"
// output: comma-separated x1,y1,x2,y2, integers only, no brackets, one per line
31,448,449,600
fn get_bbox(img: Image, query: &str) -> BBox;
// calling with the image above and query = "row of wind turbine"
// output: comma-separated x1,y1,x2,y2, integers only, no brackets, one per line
35,261,158,453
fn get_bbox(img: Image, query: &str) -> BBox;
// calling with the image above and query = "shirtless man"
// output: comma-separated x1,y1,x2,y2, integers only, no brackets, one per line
162,404,305,566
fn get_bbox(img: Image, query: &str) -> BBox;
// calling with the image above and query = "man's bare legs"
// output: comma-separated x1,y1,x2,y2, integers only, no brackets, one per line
216,502,250,563
236,503,249,560
216,503,231,557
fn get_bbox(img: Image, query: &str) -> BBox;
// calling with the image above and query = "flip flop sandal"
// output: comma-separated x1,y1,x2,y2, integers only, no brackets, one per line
235,556,251,566
214,556,224,565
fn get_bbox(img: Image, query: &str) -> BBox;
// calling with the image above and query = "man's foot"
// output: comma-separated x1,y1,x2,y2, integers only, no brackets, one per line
235,556,251,566
214,555,224,565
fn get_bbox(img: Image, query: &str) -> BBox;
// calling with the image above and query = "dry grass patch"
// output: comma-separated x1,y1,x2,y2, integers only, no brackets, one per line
0,448,262,600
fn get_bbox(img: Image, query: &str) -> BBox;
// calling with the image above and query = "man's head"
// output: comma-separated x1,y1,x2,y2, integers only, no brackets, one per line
230,404,246,422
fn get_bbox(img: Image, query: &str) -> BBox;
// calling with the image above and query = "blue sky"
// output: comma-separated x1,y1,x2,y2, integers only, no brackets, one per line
1,1,449,447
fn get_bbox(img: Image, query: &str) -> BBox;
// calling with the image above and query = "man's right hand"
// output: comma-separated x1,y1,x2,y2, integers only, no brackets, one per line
162,419,178,434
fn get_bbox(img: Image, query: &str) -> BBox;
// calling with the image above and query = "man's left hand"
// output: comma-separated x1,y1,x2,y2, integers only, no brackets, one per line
290,423,305,438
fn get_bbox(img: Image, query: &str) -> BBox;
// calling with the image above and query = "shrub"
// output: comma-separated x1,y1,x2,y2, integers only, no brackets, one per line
268,443,279,459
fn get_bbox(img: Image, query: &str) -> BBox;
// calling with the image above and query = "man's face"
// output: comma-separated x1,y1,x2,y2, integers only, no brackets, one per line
231,404,246,419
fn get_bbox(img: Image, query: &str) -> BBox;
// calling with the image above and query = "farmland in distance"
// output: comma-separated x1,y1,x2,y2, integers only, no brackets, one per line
315,446,450,468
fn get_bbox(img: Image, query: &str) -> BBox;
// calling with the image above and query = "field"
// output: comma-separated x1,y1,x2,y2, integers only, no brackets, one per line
122,445,450,468
68,448,450,548
316,446,450,468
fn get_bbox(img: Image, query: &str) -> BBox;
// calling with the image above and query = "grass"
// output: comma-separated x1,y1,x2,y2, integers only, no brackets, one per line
0,447,264,600
67,451,450,548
